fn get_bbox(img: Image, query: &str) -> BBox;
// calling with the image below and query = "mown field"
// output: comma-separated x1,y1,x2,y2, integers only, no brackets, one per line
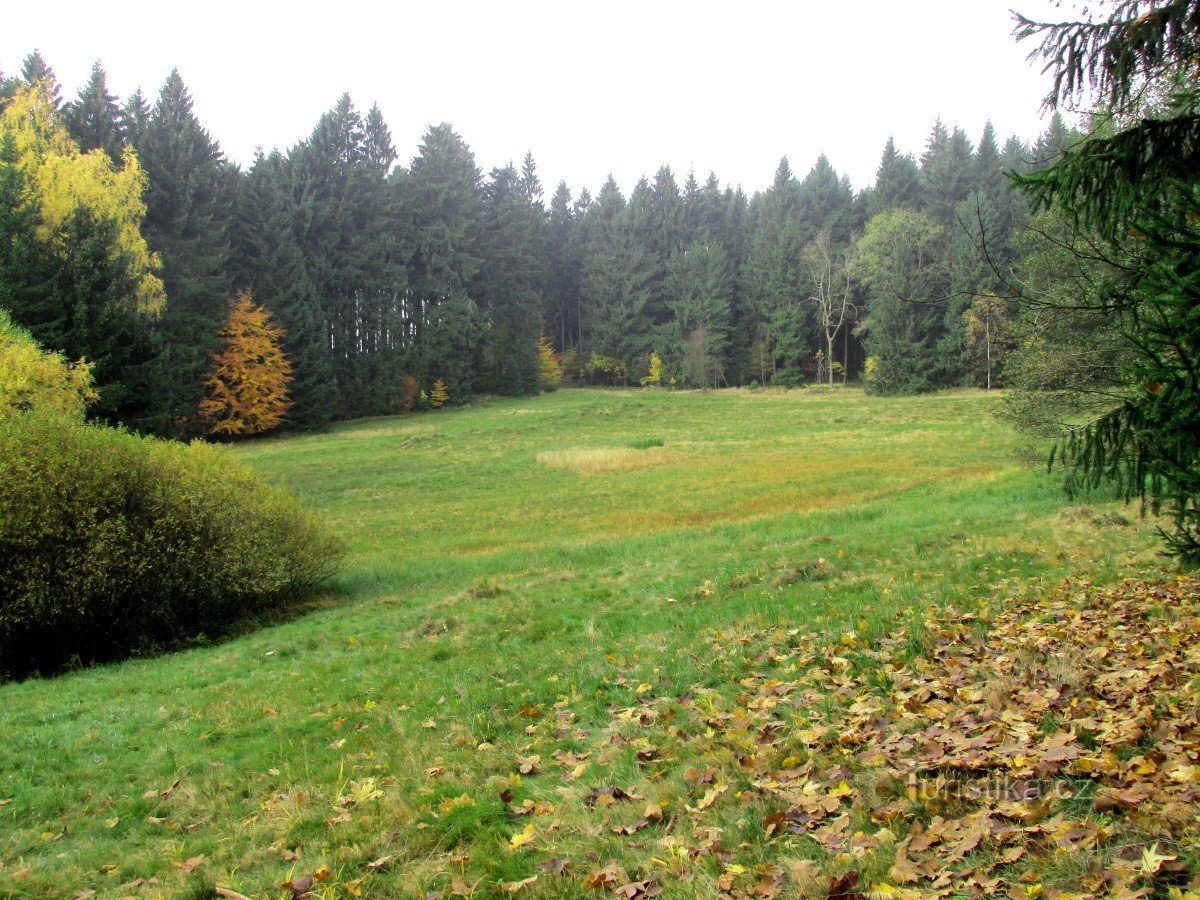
0,387,1169,898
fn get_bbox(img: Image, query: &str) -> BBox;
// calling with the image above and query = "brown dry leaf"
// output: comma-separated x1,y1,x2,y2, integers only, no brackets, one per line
586,861,629,889
502,875,537,893
171,855,205,874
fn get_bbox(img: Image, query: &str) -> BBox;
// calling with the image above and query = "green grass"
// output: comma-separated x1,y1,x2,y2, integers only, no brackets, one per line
0,387,1168,898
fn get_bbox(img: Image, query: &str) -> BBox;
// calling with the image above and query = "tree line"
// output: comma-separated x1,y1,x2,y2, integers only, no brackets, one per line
0,50,1069,438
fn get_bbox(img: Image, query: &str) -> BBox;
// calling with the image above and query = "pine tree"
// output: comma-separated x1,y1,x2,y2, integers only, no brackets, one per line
64,61,125,162
134,70,234,435
200,291,293,437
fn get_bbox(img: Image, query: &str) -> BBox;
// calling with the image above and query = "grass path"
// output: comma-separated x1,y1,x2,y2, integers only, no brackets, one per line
0,387,1167,897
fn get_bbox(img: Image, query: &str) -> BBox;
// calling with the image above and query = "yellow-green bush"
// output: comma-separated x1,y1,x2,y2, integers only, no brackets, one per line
0,413,343,678
0,311,96,419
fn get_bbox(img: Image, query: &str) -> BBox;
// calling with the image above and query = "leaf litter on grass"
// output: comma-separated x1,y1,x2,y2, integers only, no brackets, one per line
419,577,1200,899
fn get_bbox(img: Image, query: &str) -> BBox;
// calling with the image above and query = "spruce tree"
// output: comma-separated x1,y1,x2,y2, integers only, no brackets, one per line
233,149,335,429
1012,0,1200,564
20,51,60,108
122,88,151,147
64,61,125,162
578,176,653,380
403,122,484,401
744,158,809,380
477,164,544,395
869,136,922,218
545,181,580,351
134,70,234,435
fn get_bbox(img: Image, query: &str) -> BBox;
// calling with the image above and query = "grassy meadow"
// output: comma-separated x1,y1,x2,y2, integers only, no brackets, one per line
0,387,1169,898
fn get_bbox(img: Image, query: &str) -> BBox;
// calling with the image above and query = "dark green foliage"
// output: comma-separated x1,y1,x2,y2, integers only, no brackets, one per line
477,163,545,395
1013,0,1200,565
290,95,406,418
0,413,342,678
63,61,125,162
232,150,335,429
403,123,485,401
133,70,234,436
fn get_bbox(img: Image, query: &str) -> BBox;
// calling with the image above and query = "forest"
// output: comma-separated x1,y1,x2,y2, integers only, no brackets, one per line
0,50,1069,437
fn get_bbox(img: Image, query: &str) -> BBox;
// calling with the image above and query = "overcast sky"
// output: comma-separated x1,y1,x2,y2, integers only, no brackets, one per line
4,0,1068,196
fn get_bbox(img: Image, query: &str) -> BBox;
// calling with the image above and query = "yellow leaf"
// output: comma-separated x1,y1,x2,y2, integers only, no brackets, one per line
510,823,536,849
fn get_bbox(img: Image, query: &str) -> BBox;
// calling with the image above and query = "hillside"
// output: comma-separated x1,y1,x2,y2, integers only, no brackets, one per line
0,388,1169,897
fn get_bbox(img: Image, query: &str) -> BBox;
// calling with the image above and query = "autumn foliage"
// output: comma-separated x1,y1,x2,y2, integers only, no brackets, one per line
200,291,293,436
429,379,449,408
537,335,561,391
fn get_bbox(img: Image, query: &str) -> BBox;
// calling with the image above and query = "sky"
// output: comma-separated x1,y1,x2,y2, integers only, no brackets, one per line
3,0,1069,197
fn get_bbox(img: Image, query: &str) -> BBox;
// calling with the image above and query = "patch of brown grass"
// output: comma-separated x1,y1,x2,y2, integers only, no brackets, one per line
535,446,684,474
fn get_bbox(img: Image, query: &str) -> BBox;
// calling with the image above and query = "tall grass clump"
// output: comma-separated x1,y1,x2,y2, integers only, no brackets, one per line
0,413,343,678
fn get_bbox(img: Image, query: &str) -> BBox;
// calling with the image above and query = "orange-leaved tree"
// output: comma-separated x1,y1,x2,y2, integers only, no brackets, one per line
200,290,293,437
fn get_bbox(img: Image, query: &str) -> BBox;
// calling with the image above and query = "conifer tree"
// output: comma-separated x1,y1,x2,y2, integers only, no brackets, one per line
545,181,580,350
477,163,544,395
134,69,234,435
856,208,944,393
122,88,150,147
64,61,125,162
233,149,335,429
200,290,293,437
579,176,654,378
404,123,484,400
868,136,922,218
20,51,60,108
745,158,809,380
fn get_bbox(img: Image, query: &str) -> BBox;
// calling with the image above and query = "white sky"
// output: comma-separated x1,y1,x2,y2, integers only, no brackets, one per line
4,0,1067,196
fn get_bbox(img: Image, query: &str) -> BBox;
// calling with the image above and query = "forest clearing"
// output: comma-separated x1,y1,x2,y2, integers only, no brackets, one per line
0,388,1179,897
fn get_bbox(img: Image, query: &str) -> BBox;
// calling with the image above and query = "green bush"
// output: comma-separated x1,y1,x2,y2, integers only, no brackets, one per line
0,413,343,678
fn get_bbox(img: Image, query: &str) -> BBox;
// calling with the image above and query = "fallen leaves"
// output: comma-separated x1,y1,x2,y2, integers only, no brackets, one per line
429,577,1200,897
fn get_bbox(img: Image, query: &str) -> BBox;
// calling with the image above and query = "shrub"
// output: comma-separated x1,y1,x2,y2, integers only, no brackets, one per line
0,413,343,678
0,311,96,419
429,379,449,408
397,374,420,413
863,355,881,389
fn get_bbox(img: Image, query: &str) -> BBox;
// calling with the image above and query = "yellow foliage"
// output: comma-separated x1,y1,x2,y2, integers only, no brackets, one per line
640,351,664,386
430,379,449,408
200,291,293,437
537,335,561,390
1,82,164,315
0,311,95,419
